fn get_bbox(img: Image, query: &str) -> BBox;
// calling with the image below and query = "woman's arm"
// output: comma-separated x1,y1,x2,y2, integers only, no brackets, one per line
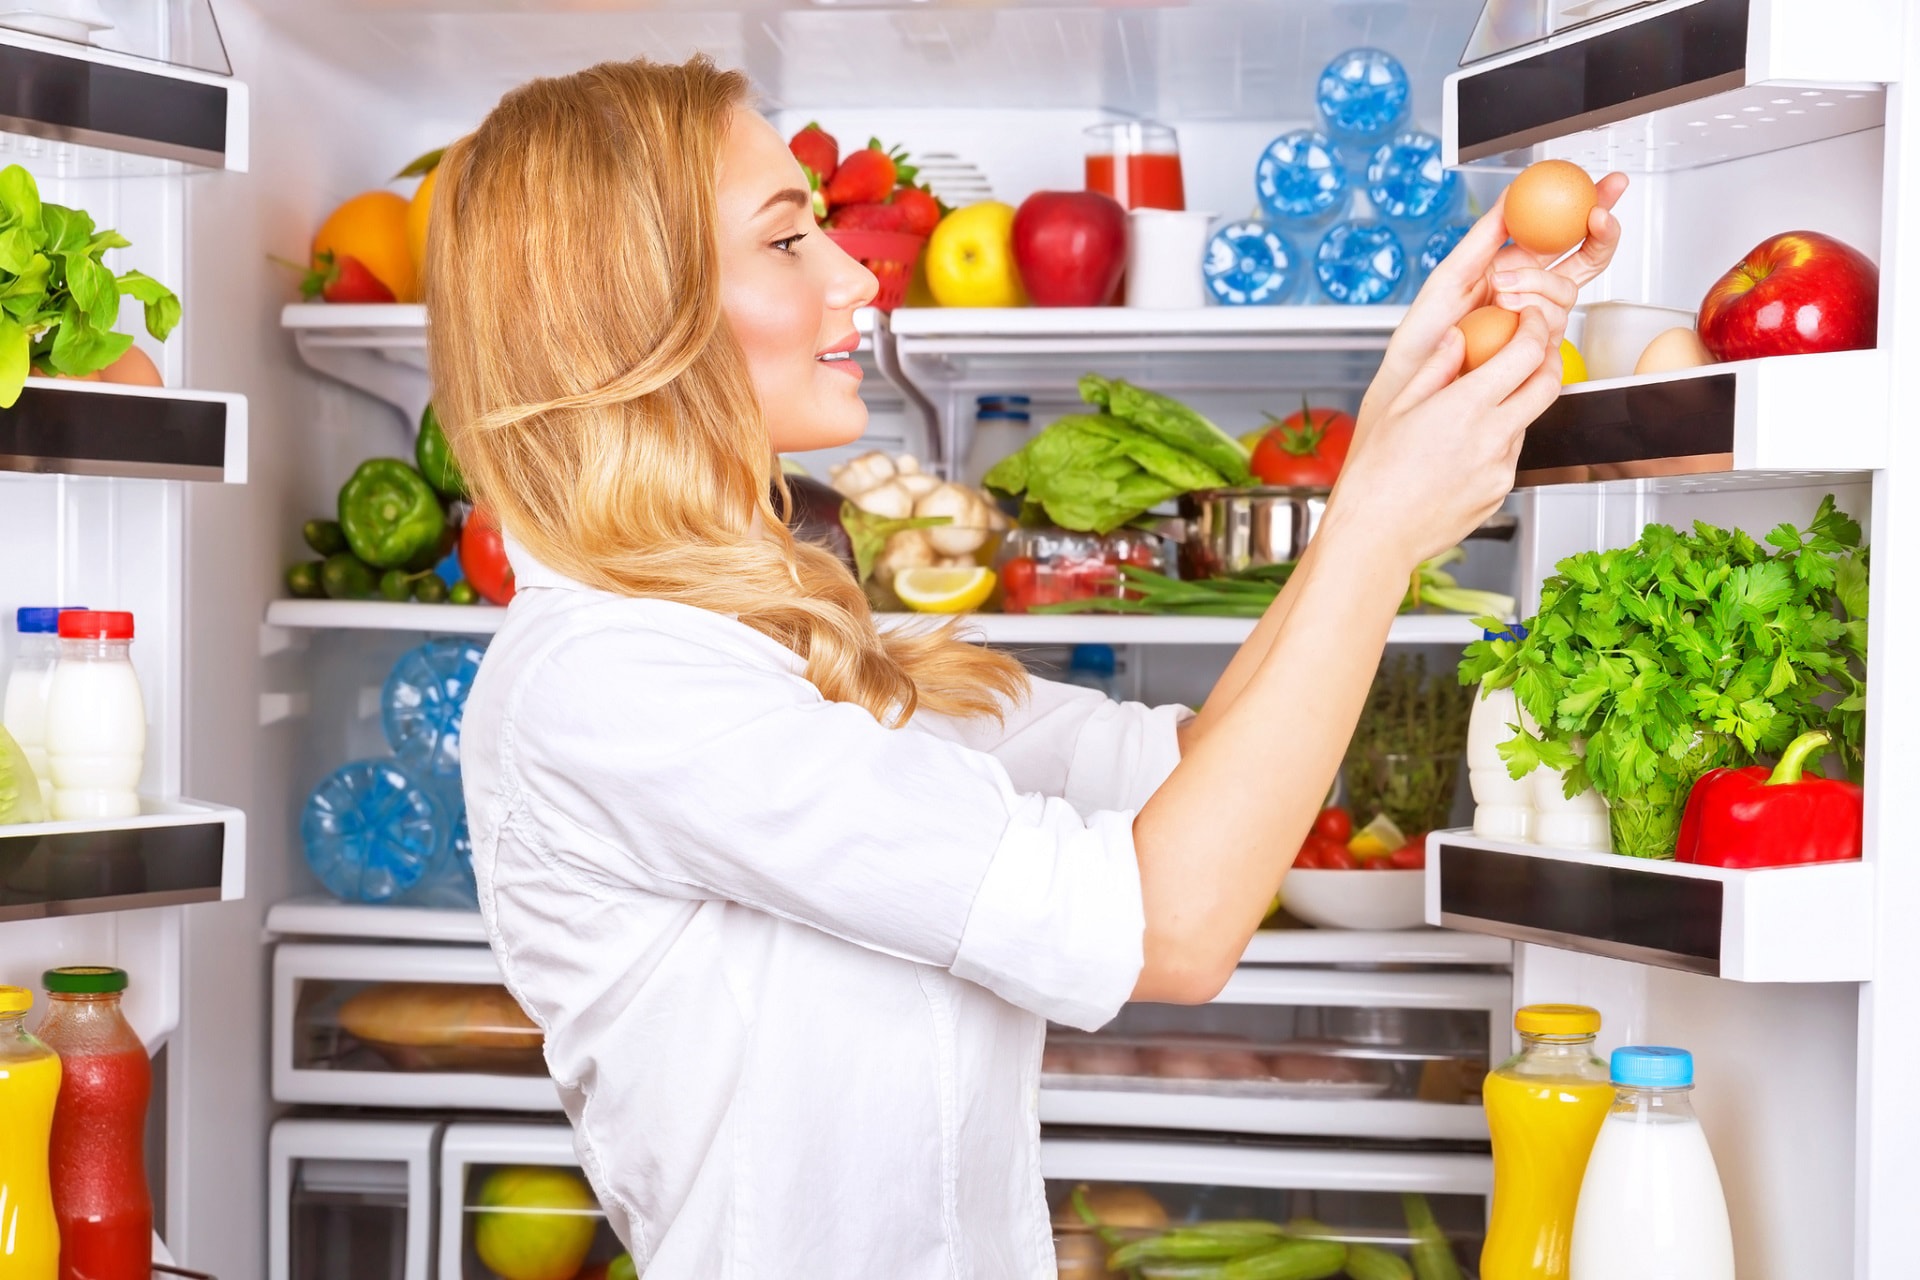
1132,304,1564,1003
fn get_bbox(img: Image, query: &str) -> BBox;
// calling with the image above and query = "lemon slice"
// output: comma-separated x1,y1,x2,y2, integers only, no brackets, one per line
1560,338,1587,385
895,566,997,614
1348,814,1407,859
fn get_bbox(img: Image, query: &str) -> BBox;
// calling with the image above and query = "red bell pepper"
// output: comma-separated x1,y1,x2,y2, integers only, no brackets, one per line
1674,730,1863,868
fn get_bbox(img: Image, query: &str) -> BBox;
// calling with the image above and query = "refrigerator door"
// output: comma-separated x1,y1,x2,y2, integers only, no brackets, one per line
269,1118,439,1280
437,1122,627,1280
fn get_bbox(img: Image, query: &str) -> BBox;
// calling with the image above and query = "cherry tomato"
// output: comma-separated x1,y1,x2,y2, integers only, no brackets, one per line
1300,833,1359,869
458,507,517,606
1389,833,1428,870
999,557,1038,612
1312,807,1353,843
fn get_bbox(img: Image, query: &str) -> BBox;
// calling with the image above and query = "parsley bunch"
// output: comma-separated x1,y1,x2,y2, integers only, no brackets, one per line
1459,495,1868,858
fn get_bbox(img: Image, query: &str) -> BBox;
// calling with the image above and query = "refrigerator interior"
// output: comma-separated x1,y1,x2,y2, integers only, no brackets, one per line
0,0,1909,1276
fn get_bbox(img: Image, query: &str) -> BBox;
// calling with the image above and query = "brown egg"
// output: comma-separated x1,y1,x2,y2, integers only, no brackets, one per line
1458,305,1520,372
1633,326,1716,375
1505,159,1599,257
98,346,164,388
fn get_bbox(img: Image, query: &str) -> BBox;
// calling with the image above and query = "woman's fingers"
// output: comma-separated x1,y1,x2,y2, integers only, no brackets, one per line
1491,265,1577,313
1385,325,1466,417
1454,306,1553,412
1546,172,1630,285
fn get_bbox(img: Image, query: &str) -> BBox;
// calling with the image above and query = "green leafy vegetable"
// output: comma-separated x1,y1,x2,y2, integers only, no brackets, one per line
1459,494,1868,858
1347,654,1473,833
1081,374,1252,484
0,164,180,408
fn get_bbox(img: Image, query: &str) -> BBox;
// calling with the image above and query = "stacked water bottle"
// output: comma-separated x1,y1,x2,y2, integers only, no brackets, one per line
1204,47,1475,308
301,637,486,908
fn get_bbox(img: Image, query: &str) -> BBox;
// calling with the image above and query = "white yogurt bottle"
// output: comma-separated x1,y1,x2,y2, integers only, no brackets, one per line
2,606,86,811
1570,1046,1735,1280
45,610,146,821
1468,628,1533,841
1530,737,1611,852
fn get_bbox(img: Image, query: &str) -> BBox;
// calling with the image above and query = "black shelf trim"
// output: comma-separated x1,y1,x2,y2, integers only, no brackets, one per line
0,39,228,167
1515,370,1737,485
0,819,225,923
1,382,230,481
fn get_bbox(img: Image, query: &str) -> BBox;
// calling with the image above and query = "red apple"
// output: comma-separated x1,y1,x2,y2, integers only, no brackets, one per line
1697,230,1878,361
1011,191,1128,307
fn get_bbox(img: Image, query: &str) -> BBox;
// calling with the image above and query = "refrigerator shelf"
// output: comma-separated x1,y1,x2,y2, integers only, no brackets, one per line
1040,1090,1488,1142
1444,0,1894,171
1514,348,1885,487
1039,1137,1493,1197
267,895,490,944
1427,829,1874,982
1240,927,1511,967
262,599,1494,648
0,28,248,173
0,797,245,924
1,378,248,483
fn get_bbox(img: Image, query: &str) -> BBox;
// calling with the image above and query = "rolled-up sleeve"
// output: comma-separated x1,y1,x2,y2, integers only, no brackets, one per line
502,623,1145,1030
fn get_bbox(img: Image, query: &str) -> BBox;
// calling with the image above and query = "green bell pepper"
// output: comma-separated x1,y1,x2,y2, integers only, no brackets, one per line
416,402,467,500
338,459,446,569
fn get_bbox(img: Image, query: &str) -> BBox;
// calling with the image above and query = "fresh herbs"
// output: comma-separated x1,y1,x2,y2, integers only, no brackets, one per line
1037,552,1515,620
984,374,1251,533
0,164,180,408
1459,494,1868,858
1345,654,1473,834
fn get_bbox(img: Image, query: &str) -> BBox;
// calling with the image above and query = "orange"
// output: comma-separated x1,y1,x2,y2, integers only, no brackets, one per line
406,166,437,290
312,191,416,303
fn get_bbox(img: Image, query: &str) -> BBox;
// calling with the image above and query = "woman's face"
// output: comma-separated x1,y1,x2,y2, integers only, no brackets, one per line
717,110,878,454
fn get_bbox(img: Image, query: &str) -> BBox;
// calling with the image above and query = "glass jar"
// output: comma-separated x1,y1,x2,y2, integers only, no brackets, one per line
995,528,1166,614
1084,121,1185,211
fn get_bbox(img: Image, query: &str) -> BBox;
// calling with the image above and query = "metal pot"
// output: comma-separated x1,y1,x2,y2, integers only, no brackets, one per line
1179,486,1328,579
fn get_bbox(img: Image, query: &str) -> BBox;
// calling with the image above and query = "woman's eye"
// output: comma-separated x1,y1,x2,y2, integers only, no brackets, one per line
773,232,808,256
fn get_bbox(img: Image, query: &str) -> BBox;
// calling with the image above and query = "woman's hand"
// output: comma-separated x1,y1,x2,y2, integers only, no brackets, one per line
1357,173,1629,440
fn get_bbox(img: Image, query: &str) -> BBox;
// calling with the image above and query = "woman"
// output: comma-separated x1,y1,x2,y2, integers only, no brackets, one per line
429,57,1622,1279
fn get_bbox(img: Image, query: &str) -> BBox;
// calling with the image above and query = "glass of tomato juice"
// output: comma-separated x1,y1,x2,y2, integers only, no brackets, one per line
1084,121,1186,211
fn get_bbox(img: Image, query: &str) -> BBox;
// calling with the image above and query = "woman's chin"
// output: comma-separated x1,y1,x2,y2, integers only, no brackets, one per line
770,403,869,455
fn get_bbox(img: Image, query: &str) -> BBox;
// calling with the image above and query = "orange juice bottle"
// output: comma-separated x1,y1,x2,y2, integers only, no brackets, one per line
0,985,62,1279
1481,1004,1613,1280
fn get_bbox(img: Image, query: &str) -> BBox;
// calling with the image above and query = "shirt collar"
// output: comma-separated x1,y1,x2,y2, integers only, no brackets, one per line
502,531,586,593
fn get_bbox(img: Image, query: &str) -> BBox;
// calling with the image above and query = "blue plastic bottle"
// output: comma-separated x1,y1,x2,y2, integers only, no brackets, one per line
1316,48,1411,163
1062,645,1120,700
1365,132,1463,232
1314,222,1408,305
302,758,450,903
1254,130,1350,230
1416,221,1474,285
1204,221,1301,306
397,802,479,909
381,637,488,781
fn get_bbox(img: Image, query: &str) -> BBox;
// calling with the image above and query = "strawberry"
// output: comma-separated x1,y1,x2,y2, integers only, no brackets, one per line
826,138,915,208
789,122,839,186
301,250,396,304
829,202,908,233
891,186,942,238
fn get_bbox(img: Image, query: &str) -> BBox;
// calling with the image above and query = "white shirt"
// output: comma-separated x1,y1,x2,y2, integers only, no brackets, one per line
460,544,1187,1279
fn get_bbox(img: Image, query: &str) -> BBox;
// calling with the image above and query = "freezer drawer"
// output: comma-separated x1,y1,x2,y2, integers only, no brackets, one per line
438,1123,627,1280
1042,968,1508,1140
272,942,562,1111
1042,1137,1491,1279
269,1118,439,1280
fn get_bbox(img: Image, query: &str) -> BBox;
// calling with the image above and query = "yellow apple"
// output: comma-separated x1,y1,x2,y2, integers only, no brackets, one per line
925,201,1026,308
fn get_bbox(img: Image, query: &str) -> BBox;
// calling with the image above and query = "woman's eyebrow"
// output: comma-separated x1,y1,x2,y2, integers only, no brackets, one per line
756,187,810,215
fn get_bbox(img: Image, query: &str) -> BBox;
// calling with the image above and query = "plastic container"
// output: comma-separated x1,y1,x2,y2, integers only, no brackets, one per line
301,758,451,904
1203,220,1302,306
963,395,1032,489
1482,1005,1613,1280
1253,129,1350,230
4,606,85,811
0,985,61,1280
1365,132,1463,232
382,637,488,782
1124,209,1215,308
1530,740,1611,852
1084,121,1185,211
1576,301,1699,380
1062,645,1120,700
1570,1047,1735,1280
1316,48,1412,161
36,966,152,1280
44,611,145,822
995,528,1161,615
822,229,925,313
1314,221,1407,305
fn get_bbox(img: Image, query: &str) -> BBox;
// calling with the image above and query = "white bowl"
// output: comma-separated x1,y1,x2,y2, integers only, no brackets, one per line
1279,868,1426,930
1575,301,1699,380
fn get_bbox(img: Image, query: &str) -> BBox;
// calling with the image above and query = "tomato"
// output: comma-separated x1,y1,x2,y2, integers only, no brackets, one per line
1248,402,1356,488
999,556,1038,612
459,507,517,605
1299,833,1359,869
1312,807,1353,843
1389,833,1428,870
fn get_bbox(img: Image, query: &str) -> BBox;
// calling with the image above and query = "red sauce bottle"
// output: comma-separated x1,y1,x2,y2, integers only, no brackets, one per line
36,966,152,1280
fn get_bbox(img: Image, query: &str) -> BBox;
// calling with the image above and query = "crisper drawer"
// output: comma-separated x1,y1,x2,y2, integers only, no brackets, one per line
1041,968,1510,1140
438,1123,628,1280
269,1118,438,1280
272,942,562,1111
1041,1137,1491,1280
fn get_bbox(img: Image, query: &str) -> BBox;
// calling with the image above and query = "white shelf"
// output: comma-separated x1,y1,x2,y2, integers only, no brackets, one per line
1445,0,1895,171
1516,349,1886,486
1429,829,1875,982
888,306,1407,340
2,378,248,483
0,797,245,923
263,599,1494,647
1040,1088,1489,1142
1240,927,1511,967
266,895,488,944
1039,1137,1493,1197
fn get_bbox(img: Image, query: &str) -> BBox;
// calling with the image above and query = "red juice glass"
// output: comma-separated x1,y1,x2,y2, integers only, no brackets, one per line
1084,121,1186,211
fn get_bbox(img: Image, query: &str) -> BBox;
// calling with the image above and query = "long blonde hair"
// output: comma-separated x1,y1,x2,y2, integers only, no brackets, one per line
426,57,1025,724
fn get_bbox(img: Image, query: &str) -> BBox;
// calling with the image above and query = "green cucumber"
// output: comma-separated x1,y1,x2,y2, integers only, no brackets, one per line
1220,1239,1348,1280
1344,1243,1415,1280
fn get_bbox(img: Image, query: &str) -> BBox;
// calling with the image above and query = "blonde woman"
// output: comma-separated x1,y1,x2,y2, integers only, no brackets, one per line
429,57,1622,1279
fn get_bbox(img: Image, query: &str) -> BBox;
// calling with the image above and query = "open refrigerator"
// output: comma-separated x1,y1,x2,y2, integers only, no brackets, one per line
0,0,1912,1276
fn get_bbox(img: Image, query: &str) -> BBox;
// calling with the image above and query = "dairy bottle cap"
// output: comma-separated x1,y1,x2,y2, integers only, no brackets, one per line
1612,1045,1694,1089
58,610,134,641
16,606,87,634
1515,1004,1600,1037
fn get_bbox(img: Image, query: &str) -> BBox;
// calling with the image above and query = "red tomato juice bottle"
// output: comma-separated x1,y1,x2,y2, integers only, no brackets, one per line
35,966,152,1280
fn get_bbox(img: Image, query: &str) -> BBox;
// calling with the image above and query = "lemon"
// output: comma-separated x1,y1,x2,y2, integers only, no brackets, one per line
1560,338,1587,385
1348,814,1407,859
407,164,438,288
894,566,996,613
